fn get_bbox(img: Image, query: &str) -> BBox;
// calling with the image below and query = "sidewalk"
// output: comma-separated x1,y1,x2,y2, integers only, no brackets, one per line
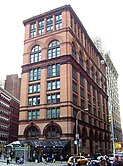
0,158,67,165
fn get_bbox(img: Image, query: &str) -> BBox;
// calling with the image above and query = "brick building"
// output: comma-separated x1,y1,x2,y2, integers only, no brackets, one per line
5,74,21,100
18,5,110,156
0,87,19,151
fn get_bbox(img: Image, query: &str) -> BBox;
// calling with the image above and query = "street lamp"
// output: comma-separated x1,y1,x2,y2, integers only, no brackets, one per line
75,108,88,155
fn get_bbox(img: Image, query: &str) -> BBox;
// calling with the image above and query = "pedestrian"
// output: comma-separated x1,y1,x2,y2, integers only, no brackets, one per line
6,153,10,165
52,154,55,163
113,157,119,166
42,156,47,164
60,155,63,163
73,157,76,166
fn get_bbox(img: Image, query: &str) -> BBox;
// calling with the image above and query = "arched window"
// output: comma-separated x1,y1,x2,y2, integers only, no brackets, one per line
45,125,60,138
30,45,41,63
47,40,60,59
25,126,40,138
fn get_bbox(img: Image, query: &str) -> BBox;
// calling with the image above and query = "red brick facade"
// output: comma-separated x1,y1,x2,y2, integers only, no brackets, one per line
19,5,110,156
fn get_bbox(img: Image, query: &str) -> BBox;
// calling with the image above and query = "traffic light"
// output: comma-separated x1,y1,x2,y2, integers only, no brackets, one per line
118,143,122,149
108,115,111,123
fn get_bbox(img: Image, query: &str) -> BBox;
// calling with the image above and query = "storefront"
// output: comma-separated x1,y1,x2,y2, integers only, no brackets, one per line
20,139,70,161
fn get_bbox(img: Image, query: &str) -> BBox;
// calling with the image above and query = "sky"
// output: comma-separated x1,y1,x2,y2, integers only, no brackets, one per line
0,0,123,128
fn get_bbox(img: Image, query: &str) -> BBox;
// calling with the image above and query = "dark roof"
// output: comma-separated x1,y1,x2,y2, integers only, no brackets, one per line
20,139,69,148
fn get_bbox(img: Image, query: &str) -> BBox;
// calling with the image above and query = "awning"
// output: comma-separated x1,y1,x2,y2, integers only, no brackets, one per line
5,141,21,147
20,139,70,148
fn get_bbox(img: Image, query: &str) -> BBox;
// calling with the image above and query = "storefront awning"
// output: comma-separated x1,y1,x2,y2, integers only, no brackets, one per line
20,139,70,148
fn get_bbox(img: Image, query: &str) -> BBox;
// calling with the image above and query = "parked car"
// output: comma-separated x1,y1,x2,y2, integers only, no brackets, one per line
90,160,100,166
109,154,115,162
67,155,88,166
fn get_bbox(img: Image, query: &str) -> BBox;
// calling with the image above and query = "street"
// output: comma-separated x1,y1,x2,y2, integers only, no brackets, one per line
0,160,68,166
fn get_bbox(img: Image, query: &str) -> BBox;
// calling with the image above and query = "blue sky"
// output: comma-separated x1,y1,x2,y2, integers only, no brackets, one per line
0,0,123,128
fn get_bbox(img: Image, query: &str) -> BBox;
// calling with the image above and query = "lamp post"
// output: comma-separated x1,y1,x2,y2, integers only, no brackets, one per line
75,109,88,155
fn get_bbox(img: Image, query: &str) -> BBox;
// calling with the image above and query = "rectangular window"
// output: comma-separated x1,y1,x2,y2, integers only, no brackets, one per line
87,81,91,93
81,112,85,122
38,19,44,35
72,66,77,80
89,116,92,124
80,74,84,86
73,94,77,105
28,83,40,93
70,15,73,29
74,20,76,34
30,22,36,38
47,108,60,119
79,56,83,67
80,87,84,97
47,93,60,104
47,64,60,78
29,68,41,81
28,96,40,106
88,104,91,113
46,17,53,32
81,99,84,109
55,14,62,30
28,110,40,120
73,81,77,93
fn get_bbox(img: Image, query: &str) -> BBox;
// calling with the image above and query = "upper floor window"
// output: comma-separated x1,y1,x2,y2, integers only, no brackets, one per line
96,71,99,84
55,14,62,30
72,66,77,80
30,45,41,63
80,74,84,86
80,87,84,97
81,99,84,109
38,19,44,35
29,68,41,81
70,15,73,29
47,64,60,78
73,94,78,105
79,51,83,67
28,110,40,120
28,83,40,94
91,67,95,80
86,60,90,75
74,20,76,34
47,107,60,119
87,81,91,93
72,43,76,60
47,79,60,90
47,93,60,104
28,96,40,106
30,22,36,38
46,16,53,32
73,81,77,93
48,40,60,59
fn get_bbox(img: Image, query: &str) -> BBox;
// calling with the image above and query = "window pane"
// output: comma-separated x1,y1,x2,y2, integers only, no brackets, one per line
29,85,33,93
37,84,40,92
33,85,37,92
57,80,60,89
28,111,32,120
52,81,56,89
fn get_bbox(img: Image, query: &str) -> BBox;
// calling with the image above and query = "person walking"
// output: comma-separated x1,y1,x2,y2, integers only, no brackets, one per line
60,155,63,163
6,153,10,165
42,156,47,164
